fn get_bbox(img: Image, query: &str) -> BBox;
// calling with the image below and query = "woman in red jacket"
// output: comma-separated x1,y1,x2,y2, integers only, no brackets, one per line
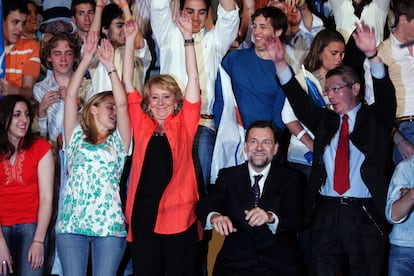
122,15,201,276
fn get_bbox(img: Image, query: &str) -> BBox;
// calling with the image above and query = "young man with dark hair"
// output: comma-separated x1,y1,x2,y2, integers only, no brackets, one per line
71,0,96,43
89,1,151,93
1,0,40,99
215,7,288,135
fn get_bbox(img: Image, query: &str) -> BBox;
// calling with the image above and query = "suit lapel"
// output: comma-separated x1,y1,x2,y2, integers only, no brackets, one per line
236,163,256,210
260,162,281,207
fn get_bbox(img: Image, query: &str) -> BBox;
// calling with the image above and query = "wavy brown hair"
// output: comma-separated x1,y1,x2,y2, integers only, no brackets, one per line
42,33,80,71
81,91,114,144
0,95,38,160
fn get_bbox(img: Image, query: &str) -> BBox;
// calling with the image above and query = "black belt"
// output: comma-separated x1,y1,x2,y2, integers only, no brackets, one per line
396,115,414,126
200,114,214,119
317,195,372,206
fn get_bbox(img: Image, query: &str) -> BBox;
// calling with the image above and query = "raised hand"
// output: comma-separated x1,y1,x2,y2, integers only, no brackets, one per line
98,38,115,71
83,31,98,60
353,21,377,57
176,11,193,40
265,36,288,72
124,19,138,43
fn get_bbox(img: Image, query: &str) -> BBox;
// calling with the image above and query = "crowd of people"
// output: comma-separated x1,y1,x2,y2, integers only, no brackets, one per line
1,0,414,275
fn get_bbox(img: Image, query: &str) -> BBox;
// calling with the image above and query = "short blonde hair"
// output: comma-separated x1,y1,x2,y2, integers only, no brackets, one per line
141,74,184,116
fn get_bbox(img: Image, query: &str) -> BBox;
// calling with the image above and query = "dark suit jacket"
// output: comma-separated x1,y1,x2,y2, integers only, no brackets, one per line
281,69,396,232
197,161,304,276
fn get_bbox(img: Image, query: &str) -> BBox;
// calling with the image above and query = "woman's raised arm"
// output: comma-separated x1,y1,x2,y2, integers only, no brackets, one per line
176,13,200,104
98,39,131,152
64,32,98,144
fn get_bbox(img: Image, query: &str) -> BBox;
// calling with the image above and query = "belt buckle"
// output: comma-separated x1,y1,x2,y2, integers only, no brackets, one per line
340,197,350,205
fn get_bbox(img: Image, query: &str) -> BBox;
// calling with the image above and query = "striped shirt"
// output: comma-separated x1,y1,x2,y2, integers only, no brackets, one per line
5,38,40,88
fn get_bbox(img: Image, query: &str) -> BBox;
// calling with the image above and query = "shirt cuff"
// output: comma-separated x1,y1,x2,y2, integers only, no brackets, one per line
369,60,386,79
277,66,293,85
205,212,221,230
266,211,279,234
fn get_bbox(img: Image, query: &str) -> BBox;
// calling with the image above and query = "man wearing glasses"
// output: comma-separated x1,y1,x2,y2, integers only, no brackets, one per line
268,23,396,275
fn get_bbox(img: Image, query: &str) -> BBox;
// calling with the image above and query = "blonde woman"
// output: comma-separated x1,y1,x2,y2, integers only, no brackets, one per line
55,33,131,276
123,15,201,275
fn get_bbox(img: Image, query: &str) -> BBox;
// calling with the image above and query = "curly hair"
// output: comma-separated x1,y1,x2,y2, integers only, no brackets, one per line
42,33,80,70
141,75,184,116
0,95,37,160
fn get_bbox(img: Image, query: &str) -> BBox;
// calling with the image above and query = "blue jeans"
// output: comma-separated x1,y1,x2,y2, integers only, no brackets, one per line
193,125,216,194
56,233,126,276
389,244,414,276
393,121,414,165
1,223,44,276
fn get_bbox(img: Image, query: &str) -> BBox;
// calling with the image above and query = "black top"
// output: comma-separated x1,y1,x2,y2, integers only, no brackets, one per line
132,133,173,233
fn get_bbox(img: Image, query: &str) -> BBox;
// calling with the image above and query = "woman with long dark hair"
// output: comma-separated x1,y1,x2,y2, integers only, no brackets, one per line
0,95,54,276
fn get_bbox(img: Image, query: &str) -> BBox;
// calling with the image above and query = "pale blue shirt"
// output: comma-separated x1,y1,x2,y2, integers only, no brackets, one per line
386,156,414,247
277,61,385,198
33,73,64,142
320,104,372,198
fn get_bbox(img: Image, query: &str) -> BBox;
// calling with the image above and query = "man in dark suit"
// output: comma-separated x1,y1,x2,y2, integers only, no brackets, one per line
197,120,304,276
268,22,396,275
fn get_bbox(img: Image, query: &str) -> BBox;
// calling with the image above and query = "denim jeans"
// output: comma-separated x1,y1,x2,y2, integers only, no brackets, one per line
389,244,414,276
193,125,216,194
393,121,414,165
1,223,43,276
56,233,126,276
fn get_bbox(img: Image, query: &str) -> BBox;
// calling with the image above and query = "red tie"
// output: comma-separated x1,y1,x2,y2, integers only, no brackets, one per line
334,114,350,195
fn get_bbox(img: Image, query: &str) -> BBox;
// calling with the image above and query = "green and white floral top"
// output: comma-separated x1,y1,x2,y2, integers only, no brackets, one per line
56,125,129,237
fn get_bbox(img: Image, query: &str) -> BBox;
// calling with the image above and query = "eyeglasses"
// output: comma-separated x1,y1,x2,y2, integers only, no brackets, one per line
323,83,354,96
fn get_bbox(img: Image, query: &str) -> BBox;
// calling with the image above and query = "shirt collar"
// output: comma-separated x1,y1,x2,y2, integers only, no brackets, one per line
248,162,271,184
193,28,206,42
343,102,361,121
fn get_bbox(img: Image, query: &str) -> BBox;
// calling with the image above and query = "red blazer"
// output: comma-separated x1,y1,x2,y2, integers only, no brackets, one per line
125,90,201,241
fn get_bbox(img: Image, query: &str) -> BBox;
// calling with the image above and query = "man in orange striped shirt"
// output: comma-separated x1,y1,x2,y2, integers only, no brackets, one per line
1,0,40,99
